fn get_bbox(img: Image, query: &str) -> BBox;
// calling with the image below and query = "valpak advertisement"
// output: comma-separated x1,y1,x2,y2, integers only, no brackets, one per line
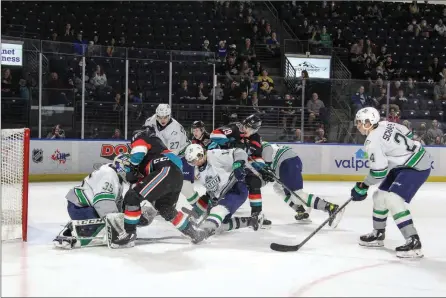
284,54,331,79
1,41,23,66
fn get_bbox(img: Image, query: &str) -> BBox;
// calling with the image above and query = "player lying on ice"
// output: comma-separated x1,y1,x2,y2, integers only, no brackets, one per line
260,141,345,228
351,107,431,258
184,144,266,241
53,154,158,249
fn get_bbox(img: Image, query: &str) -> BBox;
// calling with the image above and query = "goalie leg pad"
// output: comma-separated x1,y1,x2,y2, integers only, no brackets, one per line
105,213,136,249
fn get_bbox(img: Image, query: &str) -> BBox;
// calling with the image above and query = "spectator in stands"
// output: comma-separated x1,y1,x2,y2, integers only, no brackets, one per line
61,23,73,42
309,27,320,45
240,38,256,63
402,120,413,133
319,26,331,47
281,94,297,136
253,61,263,76
224,81,241,103
73,33,87,55
390,80,402,99
177,80,192,101
217,40,227,62
90,65,109,92
314,128,327,143
433,136,444,146
46,72,68,105
413,133,426,145
257,70,274,98
247,69,258,94
239,91,248,105
375,87,388,109
129,89,142,104
352,86,373,111
333,29,345,48
111,128,121,139
377,46,390,64
387,108,400,123
294,128,302,143
371,77,384,97
106,38,116,57
266,32,280,57
118,36,127,48
250,92,264,114
404,77,417,98
426,120,444,145
251,25,262,44
227,44,238,60
307,92,325,117
394,89,408,110
18,79,29,100
1,68,13,97
434,79,446,100
409,1,419,16
202,39,211,53
434,19,446,37
239,60,251,77
113,93,123,112
363,57,374,79
196,81,209,101
211,81,224,102
262,23,273,43
431,57,443,80
384,56,398,79
46,124,65,139
225,56,239,81
89,127,99,139
48,32,60,52
415,122,428,143
420,19,432,38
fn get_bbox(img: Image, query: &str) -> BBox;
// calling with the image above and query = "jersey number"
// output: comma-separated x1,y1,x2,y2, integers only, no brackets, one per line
102,182,113,193
170,141,179,149
394,133,416,152
222,129,232,135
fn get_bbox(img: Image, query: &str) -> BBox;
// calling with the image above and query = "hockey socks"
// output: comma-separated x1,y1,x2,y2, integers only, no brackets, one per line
283,190,328,211
186,192,209,217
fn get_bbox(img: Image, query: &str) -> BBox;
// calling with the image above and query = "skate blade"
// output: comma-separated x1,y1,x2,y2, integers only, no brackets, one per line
329,207,346,229
358,240,384,247
53,240,73,250
295,218,312,224
396,249,424,259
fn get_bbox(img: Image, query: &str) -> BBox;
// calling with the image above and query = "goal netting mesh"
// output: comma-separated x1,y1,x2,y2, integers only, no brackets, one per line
1,128,28,241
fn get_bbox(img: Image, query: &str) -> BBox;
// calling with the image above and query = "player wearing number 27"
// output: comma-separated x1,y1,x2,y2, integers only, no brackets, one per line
351,107,432,258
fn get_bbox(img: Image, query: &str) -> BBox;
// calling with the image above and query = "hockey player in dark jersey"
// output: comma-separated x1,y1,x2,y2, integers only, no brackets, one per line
209,114,273,225
105,126,206,248
191,121,211,149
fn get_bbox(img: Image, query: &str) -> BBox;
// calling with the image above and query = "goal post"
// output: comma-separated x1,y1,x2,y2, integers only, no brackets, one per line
1,128,30,241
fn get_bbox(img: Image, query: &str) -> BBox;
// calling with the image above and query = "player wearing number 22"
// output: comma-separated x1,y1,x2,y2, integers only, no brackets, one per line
351,107,432,258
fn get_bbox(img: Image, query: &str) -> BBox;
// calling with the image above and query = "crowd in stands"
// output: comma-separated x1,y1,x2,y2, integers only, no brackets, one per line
1,1,446,145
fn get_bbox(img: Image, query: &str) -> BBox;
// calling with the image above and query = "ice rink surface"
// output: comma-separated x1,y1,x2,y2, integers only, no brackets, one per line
2,181,446,297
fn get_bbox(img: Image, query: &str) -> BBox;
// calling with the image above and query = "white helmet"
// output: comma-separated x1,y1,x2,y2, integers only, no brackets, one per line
355,107,380,126
156,104,171,118
185,144,205,166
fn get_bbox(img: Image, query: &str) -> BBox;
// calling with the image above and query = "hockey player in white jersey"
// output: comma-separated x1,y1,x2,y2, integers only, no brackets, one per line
261,141,344,228
184,144,264,241
143,104,197,206
351,107,431,258
53,154,157,249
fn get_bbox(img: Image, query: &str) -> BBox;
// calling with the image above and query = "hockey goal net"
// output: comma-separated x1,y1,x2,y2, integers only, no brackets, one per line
1,128,30,241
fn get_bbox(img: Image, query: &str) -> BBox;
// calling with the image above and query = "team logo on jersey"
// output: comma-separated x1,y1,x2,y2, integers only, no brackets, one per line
32,149,43,163
100,143,131,161
51,149,71,165
334,149,370,171
204,175,221,193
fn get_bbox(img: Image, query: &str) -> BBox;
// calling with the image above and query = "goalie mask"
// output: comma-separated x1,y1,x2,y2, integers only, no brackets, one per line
113,153,131,183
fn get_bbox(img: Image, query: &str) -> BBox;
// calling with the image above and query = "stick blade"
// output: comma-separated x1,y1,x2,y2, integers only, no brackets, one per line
270,242,300,252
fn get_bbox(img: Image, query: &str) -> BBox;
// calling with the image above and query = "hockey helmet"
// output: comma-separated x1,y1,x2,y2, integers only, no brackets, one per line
185,144,205,166
242,114,262,134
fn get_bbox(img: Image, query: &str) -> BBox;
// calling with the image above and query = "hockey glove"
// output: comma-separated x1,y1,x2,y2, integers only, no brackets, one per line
259,167,275,183
351,182,369,201
232,160,246,181
125,164,140,184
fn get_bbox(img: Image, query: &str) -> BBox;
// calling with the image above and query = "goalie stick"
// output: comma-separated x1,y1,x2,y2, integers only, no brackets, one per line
270,197,353,252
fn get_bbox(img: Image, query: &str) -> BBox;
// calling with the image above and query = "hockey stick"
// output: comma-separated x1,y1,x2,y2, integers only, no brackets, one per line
270,197,353,252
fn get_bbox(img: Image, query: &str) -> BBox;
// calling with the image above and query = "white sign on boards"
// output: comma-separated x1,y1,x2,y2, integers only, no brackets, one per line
1,42,23,66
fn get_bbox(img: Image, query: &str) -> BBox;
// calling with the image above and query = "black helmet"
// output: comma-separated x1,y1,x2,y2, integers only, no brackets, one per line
242,114,262,131
192,120,205,130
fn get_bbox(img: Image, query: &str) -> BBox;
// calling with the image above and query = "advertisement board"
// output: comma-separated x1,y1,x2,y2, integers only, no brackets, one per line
284,54,331,79
28,141,446,182
1,41,23,66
